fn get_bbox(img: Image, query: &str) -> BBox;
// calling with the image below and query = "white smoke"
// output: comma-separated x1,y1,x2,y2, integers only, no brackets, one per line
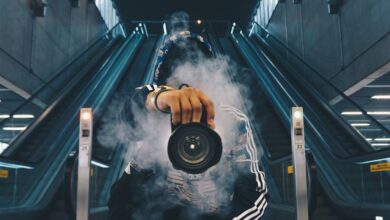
96,14,265,220
169,11,190,34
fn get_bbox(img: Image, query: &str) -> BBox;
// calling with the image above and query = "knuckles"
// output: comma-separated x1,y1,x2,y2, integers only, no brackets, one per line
192,105,202,113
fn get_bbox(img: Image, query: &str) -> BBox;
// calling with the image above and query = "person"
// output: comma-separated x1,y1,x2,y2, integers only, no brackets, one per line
108,31,269,220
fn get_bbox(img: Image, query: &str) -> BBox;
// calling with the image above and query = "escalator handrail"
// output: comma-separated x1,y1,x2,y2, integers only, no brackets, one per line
1,36,123,158
250,33,373,156
236,27,374,158
230,29,359,198
248,27,390,160
143,33,167,84
251,21,390,137
0,31,144,219
254,32,390,163
67,30,165,213
36,31,142,161
0,24,123,136
0,30,138,166
252,31,374,154
90,30,165,203
233,27,390,216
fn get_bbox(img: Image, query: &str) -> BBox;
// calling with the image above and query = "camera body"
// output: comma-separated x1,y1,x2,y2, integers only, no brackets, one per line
168,109,222,174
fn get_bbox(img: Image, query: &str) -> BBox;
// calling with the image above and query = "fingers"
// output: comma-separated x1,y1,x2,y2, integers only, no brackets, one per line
196,90,216,129
180,95,192,124
169,99,181,125
189,96,202,123
157,87,215,128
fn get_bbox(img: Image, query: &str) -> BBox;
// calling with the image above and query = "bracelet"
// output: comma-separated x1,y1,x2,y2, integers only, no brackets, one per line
178,83,190,89
151,86,174,113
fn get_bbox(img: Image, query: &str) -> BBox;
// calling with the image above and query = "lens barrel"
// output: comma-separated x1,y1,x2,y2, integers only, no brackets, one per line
168,123,222,174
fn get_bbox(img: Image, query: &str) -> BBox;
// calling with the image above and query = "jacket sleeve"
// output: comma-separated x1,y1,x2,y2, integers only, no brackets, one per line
107,163,155,220
121,84,158,124
119,84,158,141
107,172,134,220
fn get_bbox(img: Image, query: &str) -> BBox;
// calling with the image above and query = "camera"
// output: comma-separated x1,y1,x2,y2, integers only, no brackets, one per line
168,109,222,174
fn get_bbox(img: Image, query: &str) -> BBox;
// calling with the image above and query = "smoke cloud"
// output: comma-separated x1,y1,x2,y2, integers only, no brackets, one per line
97,14,264,220
169,11,190,34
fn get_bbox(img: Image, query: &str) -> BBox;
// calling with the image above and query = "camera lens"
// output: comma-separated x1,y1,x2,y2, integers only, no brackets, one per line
168,123,222,174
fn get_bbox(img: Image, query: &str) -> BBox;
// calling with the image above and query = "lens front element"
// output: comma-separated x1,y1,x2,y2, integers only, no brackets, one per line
168,123,222,174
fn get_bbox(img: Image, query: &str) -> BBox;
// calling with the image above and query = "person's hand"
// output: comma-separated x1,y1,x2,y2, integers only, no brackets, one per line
148,87,215,129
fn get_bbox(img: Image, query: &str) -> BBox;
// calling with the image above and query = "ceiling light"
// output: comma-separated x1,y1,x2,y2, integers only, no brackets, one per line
3,127,26,131
196,19,202,25
374,138,390,141
371,143,390,147
0,114,10,119
367,111,390,115
342,111,390,116
351,123,370,127
12,114,34,119
372,95,390,99
341,111,362,115
365,138,373,141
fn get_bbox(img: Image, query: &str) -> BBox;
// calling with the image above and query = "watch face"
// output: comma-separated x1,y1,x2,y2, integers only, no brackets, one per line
168,123,222,174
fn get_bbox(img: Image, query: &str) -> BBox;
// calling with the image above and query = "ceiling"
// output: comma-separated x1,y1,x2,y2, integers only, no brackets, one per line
112,0,258,32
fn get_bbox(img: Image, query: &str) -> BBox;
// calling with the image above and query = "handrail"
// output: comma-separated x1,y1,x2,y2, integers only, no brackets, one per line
1,36,123,158
251,21,390,136
0,28,144,218
230,27,357,191
0,24,123,132
247,31,373,156
236,27,368,159
232,25,390,218
251,28,390,159
65,29,163,214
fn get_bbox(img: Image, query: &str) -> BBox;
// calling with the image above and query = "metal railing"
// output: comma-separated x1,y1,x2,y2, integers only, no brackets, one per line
251,22,390,153
231,24,390,219
0,26,144,219
0,24,124,155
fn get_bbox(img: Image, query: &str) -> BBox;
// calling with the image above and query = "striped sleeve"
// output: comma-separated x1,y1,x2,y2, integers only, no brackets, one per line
120,84,157,123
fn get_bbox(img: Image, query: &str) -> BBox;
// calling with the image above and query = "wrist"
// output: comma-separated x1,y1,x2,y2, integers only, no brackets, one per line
146,85,175,112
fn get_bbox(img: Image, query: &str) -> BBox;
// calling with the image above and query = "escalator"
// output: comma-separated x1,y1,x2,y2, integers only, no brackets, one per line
62,33,166,219
229,24,390,219
0,25,153,220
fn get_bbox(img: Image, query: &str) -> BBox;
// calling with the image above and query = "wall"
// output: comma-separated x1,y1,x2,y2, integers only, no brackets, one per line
264,0,390,93
0,0,108,96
